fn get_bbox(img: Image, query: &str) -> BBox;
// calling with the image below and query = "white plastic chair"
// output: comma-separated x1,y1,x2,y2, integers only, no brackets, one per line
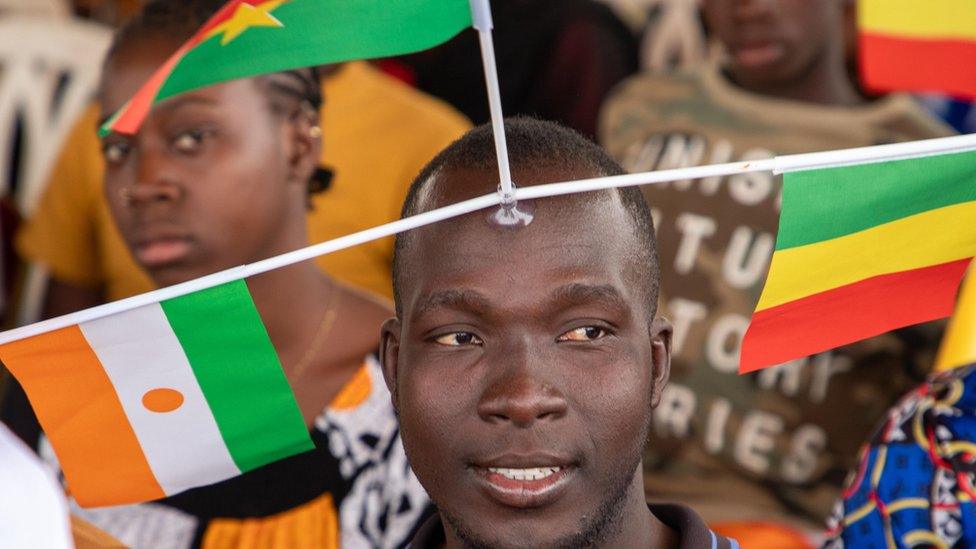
0,0,71,19
0,14,111,323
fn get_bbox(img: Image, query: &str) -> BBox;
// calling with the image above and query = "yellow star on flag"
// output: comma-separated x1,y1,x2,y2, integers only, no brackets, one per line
206,1,287,46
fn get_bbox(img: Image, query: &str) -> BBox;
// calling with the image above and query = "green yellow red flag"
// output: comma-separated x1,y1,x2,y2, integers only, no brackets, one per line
859,0,976,99
740,149,976,373
101,0,473,136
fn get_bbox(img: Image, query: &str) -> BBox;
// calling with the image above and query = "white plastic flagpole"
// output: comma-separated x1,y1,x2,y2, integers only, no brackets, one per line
470,0,515,204
2,134,976,345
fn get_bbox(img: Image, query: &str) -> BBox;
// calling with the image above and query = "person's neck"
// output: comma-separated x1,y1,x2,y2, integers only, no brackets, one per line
598,472,678,549
247,259,335,373
730,49,863,107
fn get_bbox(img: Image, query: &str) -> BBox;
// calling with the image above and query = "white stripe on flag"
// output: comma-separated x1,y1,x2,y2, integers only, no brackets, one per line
79,304,240,495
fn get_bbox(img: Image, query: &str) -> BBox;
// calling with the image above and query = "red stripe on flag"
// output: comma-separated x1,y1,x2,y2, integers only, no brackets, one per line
740,258,971,374
860,32,976,100
108,50,188,135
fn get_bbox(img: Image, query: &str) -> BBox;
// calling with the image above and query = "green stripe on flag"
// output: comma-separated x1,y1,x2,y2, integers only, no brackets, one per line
160,280,313,472
776,149,976,251
156,0,473,103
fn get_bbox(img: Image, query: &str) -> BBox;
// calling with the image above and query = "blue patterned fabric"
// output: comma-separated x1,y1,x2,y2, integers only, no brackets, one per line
824,365,976,548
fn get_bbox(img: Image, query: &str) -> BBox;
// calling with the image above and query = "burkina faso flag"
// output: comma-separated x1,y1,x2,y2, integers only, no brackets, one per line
101,0,473,136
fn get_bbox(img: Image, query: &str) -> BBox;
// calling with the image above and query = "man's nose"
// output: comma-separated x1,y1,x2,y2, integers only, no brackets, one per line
477,343,568,427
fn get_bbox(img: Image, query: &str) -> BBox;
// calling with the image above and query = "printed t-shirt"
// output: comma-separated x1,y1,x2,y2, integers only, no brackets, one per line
38,356,428,549
599,58,954,532
407,503,739,548
16,61,471,301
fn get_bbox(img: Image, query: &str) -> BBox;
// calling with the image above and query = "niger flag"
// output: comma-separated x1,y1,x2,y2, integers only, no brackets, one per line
859,0,976,99
0,280,312,507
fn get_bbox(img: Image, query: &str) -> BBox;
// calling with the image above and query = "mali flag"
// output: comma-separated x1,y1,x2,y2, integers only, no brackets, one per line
859,0,976,99
0,280,312,507
101,0,473,136
740,147,976,374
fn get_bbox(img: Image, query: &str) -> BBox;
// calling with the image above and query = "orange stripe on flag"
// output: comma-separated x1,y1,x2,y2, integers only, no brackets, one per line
0,326,165,506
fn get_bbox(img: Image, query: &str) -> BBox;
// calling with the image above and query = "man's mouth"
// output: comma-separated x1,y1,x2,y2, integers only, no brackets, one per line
487,466,563,481
472,460,577,508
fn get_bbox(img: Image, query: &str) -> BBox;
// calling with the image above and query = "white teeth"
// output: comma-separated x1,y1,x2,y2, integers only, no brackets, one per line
487,466,562,481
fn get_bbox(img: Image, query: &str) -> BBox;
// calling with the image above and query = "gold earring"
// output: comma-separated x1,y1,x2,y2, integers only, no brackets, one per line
309,126,322,138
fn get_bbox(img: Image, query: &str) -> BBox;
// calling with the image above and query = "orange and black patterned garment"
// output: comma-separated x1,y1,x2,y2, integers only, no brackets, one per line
27,356,430,548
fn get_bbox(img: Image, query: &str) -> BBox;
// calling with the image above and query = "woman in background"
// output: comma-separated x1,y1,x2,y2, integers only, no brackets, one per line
4,2,428,547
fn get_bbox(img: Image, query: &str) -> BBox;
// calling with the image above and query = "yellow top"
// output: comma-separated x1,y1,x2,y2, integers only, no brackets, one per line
17,62,470,301
936,259,976,372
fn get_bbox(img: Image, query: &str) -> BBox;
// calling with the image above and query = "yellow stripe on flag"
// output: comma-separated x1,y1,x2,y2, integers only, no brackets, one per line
936,259,976,372
757,201,976,311
860,0,976,41
0,326,165,506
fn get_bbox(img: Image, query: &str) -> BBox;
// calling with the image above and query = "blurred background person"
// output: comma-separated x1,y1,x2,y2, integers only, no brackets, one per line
8,2,469,327
380,0,639,139
600,0,953,545
600,0,707,73
5,1,431,546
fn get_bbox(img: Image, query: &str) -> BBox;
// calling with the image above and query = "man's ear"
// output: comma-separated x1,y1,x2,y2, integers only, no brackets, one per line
284,104,322,188
379,317,402,413
648,317,672,407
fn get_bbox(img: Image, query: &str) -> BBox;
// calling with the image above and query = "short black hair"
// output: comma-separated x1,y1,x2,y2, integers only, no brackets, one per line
393,117,659,317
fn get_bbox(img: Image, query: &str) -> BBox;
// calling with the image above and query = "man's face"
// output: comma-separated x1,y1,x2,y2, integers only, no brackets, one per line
383,167,671,548
703,0,839,89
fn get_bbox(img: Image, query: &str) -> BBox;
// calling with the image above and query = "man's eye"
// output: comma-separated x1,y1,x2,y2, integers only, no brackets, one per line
433,332,483,346
557,326,608,342
102,142,130,164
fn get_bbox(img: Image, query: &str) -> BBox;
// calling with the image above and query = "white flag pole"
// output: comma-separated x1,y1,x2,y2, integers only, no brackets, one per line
3,134,976,344
470,0,515,204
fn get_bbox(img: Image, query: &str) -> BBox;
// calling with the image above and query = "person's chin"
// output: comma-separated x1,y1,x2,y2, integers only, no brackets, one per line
443,504,586,549
442,472,587,548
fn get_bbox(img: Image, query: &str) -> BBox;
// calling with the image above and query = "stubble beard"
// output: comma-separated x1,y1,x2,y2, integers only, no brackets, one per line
440,413,653,549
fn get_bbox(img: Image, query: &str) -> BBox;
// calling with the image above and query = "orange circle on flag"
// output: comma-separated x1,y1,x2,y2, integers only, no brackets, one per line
142,388,184,413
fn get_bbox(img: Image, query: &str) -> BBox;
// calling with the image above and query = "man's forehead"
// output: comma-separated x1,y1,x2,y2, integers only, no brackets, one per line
419,164,617,207
402,196,636,305
414,191,624,251
407,165,634,262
